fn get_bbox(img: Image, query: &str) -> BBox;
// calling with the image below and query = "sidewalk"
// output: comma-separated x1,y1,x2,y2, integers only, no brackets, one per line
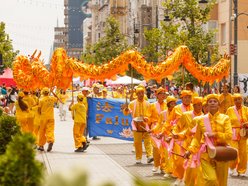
36,107,134,186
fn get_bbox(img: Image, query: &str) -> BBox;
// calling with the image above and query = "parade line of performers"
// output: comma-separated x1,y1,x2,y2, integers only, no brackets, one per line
1,82,248,186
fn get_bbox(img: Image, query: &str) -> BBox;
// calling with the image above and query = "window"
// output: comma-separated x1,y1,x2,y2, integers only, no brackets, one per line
221,23,226,45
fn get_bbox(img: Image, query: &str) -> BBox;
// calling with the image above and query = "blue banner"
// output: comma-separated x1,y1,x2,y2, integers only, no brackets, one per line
87,98,134,141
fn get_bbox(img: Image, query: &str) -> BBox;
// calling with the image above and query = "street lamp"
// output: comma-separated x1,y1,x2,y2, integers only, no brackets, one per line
232,0,248,85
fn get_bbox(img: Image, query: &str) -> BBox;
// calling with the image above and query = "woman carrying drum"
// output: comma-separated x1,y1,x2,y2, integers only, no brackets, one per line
226,93,248,176
184,94,233,186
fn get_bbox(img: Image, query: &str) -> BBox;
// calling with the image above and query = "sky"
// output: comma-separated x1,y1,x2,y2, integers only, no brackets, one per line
0,0,64,64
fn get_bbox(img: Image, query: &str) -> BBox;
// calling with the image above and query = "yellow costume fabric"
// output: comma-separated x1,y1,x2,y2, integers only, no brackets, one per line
156,109,175,174
178,111,203,186
30,95,40,144
189,112,232,186
150,101,167,170
226,106,248,174
15,100,29,133
219,93,234,113
128,99,152,160
70,102,87,148
38,96,57,147
58,93,69,104
23,95,36,133
171,104,193,179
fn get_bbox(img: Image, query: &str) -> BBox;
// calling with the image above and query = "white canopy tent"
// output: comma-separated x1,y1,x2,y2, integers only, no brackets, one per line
107,75,145,85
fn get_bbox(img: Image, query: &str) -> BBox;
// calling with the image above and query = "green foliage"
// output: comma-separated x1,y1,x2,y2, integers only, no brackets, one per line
142,0,218,85
0,22,19,67
44,171,169,186
134,177,170,186
81,16,129,65
0,114,20,154
44,171,114,186
0,133,44,186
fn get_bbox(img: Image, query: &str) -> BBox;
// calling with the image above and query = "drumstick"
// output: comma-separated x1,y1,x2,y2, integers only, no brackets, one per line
171,151,185,158
139,125,148,132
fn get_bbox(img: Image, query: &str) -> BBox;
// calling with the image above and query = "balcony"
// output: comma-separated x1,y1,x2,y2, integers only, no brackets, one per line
64,17,68,25
64,8,68,15
110,6,127,15
64,0,68,7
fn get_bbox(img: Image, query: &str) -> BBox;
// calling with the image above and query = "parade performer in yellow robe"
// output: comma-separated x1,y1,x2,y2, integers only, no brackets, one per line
170,90,193,185
15,91,29,133
155,96,177,177
23,91,36,133
185,82,199,98
123,86,153,164
226,93,248,176
149,87,168,173
69,94,88,152
30,91,40,145
181,97,203,186
37,87,59,152
219,84,234,114
185,94,233,186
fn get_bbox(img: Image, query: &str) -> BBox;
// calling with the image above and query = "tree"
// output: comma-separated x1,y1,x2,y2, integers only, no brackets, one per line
82,16,128,65
0,134,44,186
0,22,19,68
141,0,218,85
0,114,20,154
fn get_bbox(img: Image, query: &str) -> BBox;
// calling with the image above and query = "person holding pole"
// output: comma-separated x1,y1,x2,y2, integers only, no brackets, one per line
37,87,60,152
69,93,89,152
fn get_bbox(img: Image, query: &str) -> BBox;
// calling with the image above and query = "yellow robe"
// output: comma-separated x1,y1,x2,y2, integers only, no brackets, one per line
150,101,167,170
226,106,248,174
15,100,29,133
38,96,57,146
128,99,152,160
189,112,232,186
23,95,36,133
71,102,87,148
178,111,203,186
171,104,193,179
219,93,234,114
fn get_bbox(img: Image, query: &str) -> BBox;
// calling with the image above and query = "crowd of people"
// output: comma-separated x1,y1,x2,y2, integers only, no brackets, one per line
122,82,248,186
0,81,248,186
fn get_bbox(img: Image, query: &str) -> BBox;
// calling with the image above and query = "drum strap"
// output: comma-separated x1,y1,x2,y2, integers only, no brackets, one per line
155,101,162,114
233,106,243,125
232,106,243,140
203,114,217,153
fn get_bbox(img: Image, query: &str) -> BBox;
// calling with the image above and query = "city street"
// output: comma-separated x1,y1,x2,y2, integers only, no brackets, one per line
36,106,248,186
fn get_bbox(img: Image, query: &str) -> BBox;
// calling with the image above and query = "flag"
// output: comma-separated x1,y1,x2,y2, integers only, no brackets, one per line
87,98,133,141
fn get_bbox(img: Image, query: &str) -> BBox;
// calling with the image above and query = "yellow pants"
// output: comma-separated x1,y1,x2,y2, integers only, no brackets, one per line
153,147,161,167
133,131,152,160
17,117,29,133
184,167,203,186
161,147,173,173
172,142,185,179
230,138,247,174
27,116,34,133
73,122,86,148
38,118,55,146
33,115,40,145
201,156,229,186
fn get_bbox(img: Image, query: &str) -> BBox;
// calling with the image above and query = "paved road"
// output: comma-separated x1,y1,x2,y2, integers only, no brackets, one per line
36,107,248,186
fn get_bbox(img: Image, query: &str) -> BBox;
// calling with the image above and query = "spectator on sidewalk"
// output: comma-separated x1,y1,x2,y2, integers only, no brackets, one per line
58,89,69,121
